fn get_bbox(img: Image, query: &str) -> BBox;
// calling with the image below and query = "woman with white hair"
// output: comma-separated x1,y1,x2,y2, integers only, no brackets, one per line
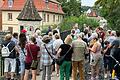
57,35,73,80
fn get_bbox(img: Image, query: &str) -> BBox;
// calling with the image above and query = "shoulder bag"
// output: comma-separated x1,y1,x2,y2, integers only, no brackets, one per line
44,44,72,65
44,44,56,64
56,46,72,65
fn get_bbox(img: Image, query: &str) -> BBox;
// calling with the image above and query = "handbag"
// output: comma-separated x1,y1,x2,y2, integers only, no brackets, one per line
28,44,38,69
56,46,72,65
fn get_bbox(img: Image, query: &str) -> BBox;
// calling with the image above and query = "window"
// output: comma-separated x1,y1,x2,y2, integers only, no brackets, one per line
8,27,13,33
45,0,49,3
8,0,13,8
43,13,46,22
57,4,60,11
58,16,59,22
47,14,49,22
53,15,55,22
46,3,49,9
8,13,12,21
20,25,24,31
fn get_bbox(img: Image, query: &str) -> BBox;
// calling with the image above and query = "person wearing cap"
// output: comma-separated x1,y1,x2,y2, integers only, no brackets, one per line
41,35,55,80
71,33,87,80
21,29,30,42
21,29,27,33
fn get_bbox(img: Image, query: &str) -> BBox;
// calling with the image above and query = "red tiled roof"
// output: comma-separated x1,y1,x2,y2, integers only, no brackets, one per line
87,11,98,17
0,0,4,8
1,0,64,14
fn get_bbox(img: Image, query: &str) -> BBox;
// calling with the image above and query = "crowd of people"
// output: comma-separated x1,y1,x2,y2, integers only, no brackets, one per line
0,23,120,80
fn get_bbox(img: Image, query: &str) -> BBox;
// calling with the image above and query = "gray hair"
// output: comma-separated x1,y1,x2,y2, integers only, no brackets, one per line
76,32,84,38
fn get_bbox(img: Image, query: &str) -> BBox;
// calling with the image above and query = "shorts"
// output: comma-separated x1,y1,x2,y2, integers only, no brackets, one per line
25,62,37,70
4,58,16,73
104,56,111,70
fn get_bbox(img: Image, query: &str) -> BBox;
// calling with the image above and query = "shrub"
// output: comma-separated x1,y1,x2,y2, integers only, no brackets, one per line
60,15,99,31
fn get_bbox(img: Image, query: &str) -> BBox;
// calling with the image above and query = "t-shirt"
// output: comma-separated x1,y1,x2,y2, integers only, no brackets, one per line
72,40,87,61
112,48,120,62
25,44,40,63
1,40,16,58
111,37,120,48
53,39,63,51
103,46,111,55
59,44,73,61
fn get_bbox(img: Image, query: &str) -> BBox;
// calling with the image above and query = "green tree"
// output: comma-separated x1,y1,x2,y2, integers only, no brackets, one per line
60,15,99,31
95,0,120,31
57,0,81,17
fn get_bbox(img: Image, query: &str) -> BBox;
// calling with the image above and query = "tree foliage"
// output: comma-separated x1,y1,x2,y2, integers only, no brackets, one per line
57,0,81,17
60,15,99,31
95,0,120,31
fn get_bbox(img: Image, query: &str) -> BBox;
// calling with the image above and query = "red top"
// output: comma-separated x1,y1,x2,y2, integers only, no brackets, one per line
25,44,40,63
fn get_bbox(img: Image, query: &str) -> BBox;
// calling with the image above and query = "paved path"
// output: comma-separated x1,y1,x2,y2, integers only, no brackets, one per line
36,72,61,80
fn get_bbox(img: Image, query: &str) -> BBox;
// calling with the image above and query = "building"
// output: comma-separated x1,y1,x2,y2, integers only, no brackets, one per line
0,0,4,30
17,0,42,34
1,0,64,33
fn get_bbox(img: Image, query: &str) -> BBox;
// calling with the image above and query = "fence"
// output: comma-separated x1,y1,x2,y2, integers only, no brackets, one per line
60,30,71,41
0,56,4,77
0,30,71,77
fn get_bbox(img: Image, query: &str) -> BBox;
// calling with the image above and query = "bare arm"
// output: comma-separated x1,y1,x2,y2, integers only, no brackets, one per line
89,43,97,53
14,46,19,54
56,48,62,58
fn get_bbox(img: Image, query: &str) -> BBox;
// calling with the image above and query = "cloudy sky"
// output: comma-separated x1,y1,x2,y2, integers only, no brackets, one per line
81,0,97,7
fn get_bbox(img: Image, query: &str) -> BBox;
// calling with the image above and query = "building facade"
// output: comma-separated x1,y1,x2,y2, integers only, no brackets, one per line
0,0,5,30
1,0,64,33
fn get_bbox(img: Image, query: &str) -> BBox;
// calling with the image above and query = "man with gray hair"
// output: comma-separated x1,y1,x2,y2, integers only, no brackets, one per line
71,33,87,80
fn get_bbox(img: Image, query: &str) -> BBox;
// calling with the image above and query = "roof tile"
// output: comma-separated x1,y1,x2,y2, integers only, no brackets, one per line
1,0,64,14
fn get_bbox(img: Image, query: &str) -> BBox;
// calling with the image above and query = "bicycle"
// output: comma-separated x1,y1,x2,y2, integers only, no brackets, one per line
110,55,120,80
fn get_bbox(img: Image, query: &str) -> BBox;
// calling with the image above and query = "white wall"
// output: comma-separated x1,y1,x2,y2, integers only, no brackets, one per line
2,11,63,33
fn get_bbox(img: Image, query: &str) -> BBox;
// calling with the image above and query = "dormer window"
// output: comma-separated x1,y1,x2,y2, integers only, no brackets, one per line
45,0,49,9
8,0,13,8
45,0,49,3
57,4,60,11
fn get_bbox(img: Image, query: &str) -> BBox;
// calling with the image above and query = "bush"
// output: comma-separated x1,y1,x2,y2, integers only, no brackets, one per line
60,15,99,31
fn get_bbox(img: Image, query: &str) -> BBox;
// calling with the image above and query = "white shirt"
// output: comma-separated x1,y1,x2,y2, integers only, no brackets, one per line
53,39,63,51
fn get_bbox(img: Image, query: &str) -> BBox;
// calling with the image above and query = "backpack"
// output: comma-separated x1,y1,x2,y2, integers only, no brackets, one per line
1,42,14,57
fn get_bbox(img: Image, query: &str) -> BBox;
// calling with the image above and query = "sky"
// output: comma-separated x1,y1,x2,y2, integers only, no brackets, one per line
81,0,97,7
